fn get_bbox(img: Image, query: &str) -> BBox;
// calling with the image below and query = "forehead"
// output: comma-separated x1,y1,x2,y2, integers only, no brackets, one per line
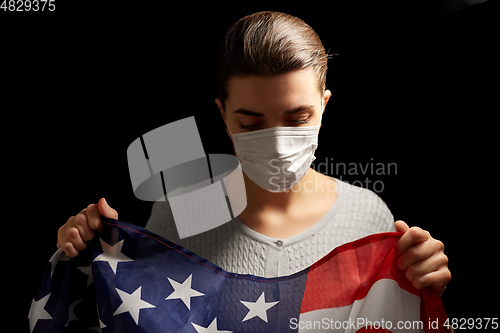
225,69,321,114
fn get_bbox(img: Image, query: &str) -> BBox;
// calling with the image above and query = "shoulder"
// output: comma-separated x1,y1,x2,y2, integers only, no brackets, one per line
335,178,395,232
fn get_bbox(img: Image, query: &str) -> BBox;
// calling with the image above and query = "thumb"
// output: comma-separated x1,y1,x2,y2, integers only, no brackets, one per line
395,220,409,233
98,198,119,220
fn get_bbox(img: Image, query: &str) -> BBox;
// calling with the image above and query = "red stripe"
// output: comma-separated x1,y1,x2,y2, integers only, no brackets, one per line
300,232,418,314
421,288,451,333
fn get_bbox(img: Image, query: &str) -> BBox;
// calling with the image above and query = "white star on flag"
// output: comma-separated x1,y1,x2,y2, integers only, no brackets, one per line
165,274,204,309
191,317,232,333
65,299,81,326
93,239,133,274
28,293,52,333
113,286,155,325
240,291,279,323
76,265,93,287
88,317,106,332
90,303,106,332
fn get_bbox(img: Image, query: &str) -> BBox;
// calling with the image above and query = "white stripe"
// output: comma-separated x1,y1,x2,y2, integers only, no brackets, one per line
296,279,423,333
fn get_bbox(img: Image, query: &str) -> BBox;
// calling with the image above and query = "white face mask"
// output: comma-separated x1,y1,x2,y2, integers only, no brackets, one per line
226,108,322,192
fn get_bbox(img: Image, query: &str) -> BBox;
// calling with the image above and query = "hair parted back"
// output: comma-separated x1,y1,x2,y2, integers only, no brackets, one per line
216,11,329,109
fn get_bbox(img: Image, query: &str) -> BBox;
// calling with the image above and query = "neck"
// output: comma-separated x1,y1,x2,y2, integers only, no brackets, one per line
242,168,319,214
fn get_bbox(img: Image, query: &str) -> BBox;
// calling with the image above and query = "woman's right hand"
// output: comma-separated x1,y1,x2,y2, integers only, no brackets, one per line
57,198,118,257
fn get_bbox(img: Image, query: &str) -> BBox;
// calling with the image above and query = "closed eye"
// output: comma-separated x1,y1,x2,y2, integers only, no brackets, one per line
239,117,311,130
288,118,310,126
239,123,261,130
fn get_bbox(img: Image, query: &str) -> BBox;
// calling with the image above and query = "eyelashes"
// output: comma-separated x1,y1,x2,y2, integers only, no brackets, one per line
239,124,260,130
240,118,310,130
292,118,310,125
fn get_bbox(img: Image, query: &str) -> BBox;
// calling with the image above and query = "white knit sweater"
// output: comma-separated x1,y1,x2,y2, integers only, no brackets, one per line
145,177,395,278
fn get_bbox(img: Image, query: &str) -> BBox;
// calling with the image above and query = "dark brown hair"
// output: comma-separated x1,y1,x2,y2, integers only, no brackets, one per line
216,11,329,109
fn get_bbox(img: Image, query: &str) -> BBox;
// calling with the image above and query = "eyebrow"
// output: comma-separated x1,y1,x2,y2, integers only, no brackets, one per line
232,105,314,117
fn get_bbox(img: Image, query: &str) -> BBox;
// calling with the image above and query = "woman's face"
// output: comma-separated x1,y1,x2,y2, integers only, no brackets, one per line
217,68,331,136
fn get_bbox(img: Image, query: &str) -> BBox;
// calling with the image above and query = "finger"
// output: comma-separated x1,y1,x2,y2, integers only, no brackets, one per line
98,198,118,220
66,223,87,251
61,241,79,258
404,252,449,282
57,220,71,249
57,215,78,247
411,266,451,291
394,220,409,233
86,203,103,232
395,227,430,257
74,210,95,242
397,239,439,270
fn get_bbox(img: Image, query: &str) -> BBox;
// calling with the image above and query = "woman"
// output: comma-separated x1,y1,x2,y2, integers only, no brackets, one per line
57,11,450,293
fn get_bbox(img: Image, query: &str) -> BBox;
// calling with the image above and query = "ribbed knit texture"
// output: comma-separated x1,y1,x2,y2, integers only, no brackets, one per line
145,177,394,278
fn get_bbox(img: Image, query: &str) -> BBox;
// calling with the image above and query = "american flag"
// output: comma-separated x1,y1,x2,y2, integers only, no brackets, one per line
29,217,450,332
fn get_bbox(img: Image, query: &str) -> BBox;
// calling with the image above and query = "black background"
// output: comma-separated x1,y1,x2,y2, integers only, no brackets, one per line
3,0,498,331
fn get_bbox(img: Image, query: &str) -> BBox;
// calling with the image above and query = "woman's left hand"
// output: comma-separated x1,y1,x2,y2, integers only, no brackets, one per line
395,221,451,295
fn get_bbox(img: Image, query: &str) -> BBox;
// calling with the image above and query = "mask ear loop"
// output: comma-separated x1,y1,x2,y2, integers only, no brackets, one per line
223,112,242,163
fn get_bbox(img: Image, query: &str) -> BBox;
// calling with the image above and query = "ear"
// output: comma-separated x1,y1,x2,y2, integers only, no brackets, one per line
215,98,231,138
322,89,332,112
319,89,332,130
215,98,225,117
